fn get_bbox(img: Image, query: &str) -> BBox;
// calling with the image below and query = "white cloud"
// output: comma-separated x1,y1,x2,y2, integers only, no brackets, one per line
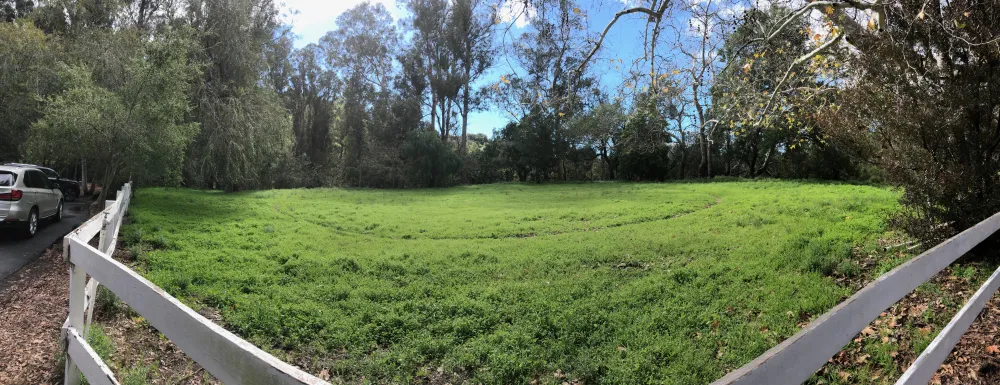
496,0,536,28
281,0,401,46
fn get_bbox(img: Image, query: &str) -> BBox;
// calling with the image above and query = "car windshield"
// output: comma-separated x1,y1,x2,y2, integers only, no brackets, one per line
41,168,58,178
0,172,14,187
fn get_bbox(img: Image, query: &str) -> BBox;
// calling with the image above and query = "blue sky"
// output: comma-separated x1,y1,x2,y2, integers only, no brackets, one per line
280,0,674,137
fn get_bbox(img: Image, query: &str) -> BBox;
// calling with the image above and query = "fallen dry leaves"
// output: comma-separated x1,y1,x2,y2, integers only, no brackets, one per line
0,247,68,384
818,260,1000,385
0,236,227,385
930,293,1000,385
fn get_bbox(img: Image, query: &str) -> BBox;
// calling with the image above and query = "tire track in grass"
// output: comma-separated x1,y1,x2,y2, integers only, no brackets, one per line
276,196,724,241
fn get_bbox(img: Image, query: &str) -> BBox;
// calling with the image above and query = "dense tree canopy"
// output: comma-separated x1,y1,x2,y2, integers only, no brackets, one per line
1,0,998,241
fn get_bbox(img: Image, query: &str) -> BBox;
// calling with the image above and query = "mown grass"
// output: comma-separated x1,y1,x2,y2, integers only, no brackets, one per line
123,181,900,384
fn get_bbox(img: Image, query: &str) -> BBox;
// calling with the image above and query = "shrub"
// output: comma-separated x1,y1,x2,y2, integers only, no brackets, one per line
121,364,154,385
836,259,860,278
122,226,142,246
818,2,1000,244
95,285,124,318
402,130,462,187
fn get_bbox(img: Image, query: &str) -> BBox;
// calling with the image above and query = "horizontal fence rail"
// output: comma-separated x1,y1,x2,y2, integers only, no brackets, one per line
712,211,1000,385
61,183,330,385
65,327,118,385
896,265,1000,385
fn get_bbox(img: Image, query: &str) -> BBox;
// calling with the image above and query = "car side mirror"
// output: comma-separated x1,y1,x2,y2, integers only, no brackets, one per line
52,182,60,190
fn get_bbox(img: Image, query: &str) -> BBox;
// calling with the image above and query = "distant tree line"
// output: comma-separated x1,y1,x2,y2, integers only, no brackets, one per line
2,0,997,242
0,0,872,195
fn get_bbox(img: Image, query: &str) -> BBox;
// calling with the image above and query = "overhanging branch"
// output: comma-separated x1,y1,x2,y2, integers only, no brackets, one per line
753,31,845,127
571,1,671,82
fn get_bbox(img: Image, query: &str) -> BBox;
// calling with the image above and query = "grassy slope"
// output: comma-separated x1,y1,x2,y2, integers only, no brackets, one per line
123,181,899,384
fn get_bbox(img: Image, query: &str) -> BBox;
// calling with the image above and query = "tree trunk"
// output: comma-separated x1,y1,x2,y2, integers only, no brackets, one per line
443,97,452,143
600,141,615,180
460,64,471,154
706,132,712,178
80,158,88,197
698,131,708,177
94,163,119,213
725,127,732,175
430,93,438,138
680,131,687,178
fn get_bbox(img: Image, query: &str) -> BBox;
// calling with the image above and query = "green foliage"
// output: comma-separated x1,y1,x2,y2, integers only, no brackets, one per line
714,6,848,179
29,28,200,188
184,0,293,192
95,285,124,318
80,326,114,385
86,326,114,361
818,1,1000,243
0,0,33,22
126,181,899,384
496,108,564,182
0,20,59,161
121,364,153,385
402,130,462,187
567,103,625,179
185,86,293,191
618,96,674,181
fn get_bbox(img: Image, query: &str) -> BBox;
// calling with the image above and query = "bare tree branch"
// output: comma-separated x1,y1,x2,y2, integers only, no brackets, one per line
571,1,672,82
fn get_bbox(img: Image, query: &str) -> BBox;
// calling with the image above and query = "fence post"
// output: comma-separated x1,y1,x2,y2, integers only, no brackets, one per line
97,205,111,254
64,246,87,385
83,205,114,337
63,184,132,385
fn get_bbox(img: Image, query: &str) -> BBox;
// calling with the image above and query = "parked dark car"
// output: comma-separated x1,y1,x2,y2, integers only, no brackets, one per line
4,163,81,202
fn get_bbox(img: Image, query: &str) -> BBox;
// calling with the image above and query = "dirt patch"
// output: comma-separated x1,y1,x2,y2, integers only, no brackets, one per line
0,246,67,385
96,307,221,385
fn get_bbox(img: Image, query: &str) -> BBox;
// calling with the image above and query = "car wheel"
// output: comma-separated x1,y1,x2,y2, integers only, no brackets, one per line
22,208,38,238
64,188,78,202
55,201,63,222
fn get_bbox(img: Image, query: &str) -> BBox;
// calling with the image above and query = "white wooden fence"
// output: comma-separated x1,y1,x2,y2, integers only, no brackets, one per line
60,183,330,385
712,212,1000,385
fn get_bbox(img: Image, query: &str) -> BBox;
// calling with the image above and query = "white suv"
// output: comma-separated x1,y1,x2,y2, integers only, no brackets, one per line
0,165,64,237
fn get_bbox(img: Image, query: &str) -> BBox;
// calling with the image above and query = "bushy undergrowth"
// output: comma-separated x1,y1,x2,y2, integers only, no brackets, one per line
123,181,899,384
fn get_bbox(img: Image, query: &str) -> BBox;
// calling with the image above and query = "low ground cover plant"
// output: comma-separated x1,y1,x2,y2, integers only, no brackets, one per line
124,181,899,384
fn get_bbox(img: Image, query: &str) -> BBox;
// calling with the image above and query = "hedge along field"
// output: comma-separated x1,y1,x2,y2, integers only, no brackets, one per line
122,181,899,384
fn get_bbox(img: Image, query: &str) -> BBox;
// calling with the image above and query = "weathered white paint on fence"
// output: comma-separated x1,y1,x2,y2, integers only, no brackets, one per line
83,278,99,336
65,327,119,385
67,238,328,385
711,211,1000,385
64,261,88,385
895,265,1000,385
64,214,102,254
62,184,135,384
82,196,126,336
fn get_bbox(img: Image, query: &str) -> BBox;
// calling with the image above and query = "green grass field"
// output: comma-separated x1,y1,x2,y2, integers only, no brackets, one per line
122,181,901,384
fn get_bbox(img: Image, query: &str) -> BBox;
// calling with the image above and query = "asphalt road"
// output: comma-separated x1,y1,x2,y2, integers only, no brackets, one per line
0,201,90,282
